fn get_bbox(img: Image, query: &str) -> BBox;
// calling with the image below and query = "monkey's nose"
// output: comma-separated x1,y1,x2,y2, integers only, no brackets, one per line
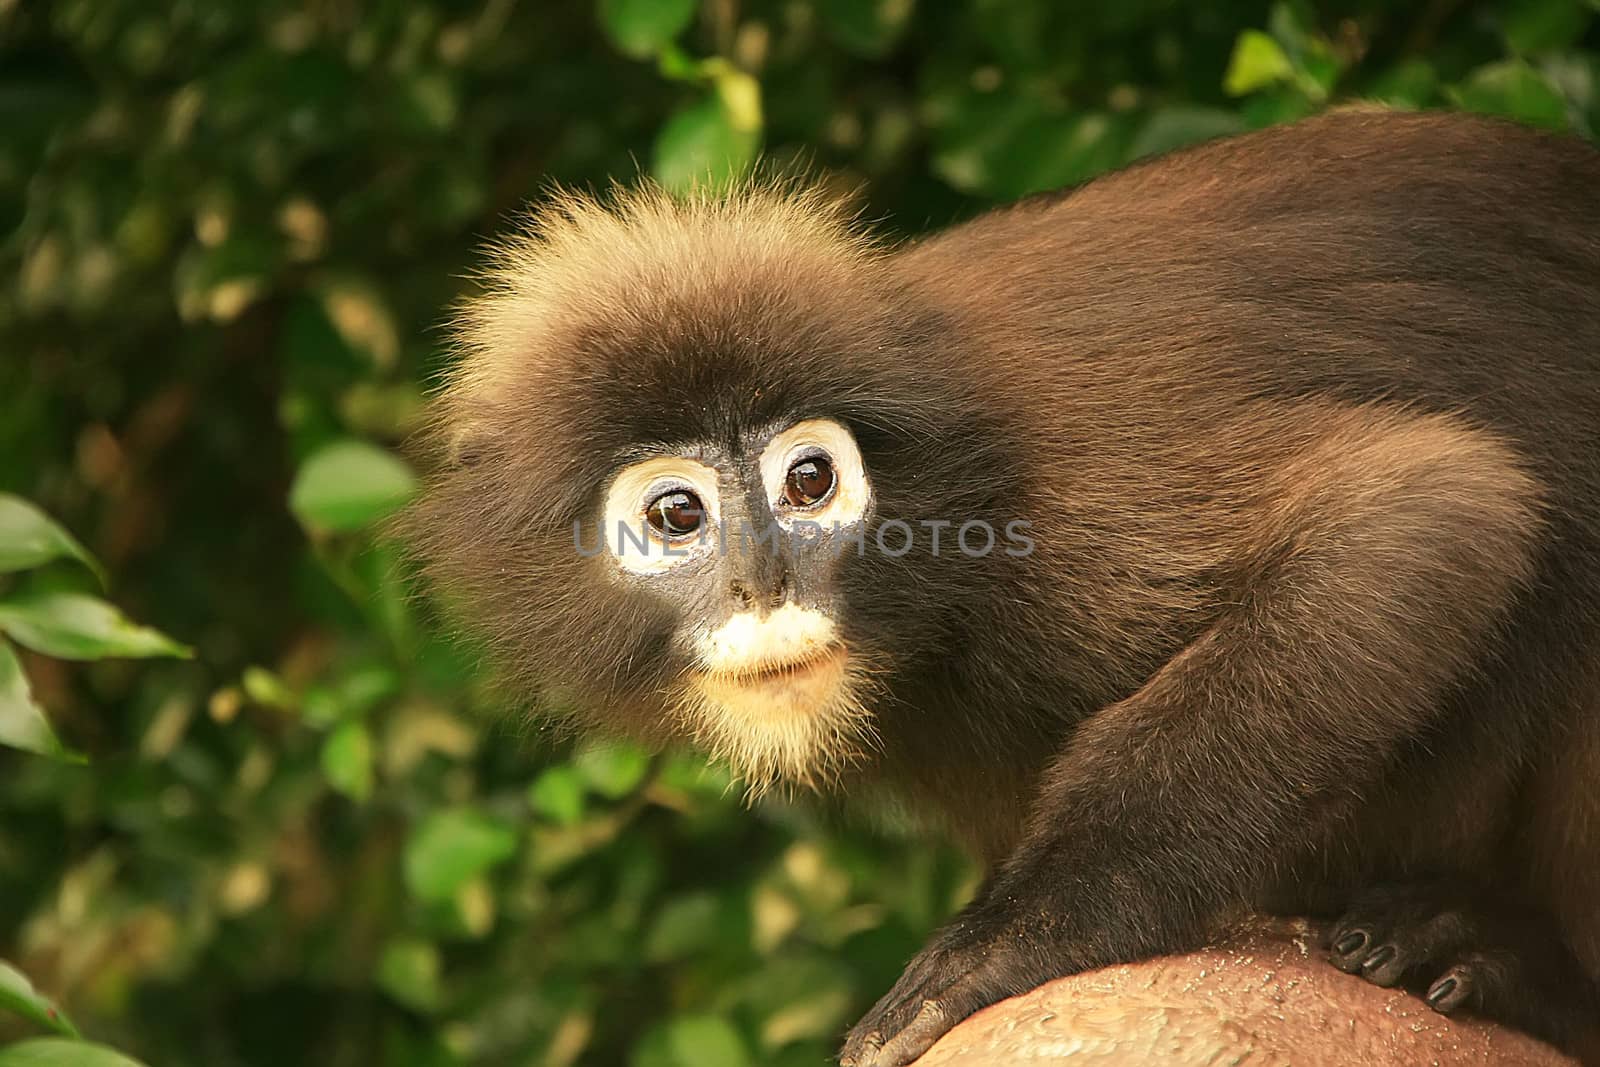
728,570,791,611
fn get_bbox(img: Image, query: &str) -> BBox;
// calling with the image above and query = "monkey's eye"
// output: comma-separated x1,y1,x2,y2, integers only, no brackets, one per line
783,456,836,508
645,489,704,538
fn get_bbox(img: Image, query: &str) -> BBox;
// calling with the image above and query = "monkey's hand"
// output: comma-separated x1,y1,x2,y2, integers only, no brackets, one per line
838,895,1067,1067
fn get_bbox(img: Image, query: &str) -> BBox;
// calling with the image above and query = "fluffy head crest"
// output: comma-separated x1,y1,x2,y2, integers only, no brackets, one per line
442,180,884,415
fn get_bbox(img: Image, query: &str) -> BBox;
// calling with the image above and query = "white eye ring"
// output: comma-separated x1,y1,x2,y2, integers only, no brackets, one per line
602,457,721,574
759,418,870,530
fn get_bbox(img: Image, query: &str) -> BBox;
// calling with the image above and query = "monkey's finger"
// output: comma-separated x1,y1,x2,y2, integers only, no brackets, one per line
840,945,960,1062
869,998,954,1067
840,991,926,1066
837,1030,881,1067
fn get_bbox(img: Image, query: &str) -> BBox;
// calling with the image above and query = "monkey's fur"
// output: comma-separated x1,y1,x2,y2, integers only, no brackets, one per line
407,109,1600,1063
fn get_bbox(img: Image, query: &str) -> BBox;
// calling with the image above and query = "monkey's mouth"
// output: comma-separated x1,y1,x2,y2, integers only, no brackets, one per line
700,646,847,688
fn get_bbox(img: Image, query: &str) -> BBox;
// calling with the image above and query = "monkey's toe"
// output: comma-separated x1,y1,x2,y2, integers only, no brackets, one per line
1425,962,1478,1014
1327,882,1600,1051
1328,895,1472,987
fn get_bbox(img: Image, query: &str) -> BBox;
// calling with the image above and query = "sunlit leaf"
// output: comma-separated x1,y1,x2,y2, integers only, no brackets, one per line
600,0,697,58
321,720,375,802
241,665,296,710
0,961,79,1037
0,1040,147,1067
665,1016,750,1067
652,95,759,193
710,62,763,138
632,1014,753,1067
0,495,104,586
376,939,442,1013
574,741,651,799
404,808,518,904
319,281,401,370
0,643,78,761
1224,30,1294,96
173,233,277,324
289,439,418,533
0,592,191,661
528,765,586,826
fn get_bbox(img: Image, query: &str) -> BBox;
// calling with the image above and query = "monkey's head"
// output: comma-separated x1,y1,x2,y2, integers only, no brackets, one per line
407,185,1015,795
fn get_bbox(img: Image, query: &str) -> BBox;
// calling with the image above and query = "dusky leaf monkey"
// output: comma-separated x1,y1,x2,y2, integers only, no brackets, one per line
405,109,1600,1063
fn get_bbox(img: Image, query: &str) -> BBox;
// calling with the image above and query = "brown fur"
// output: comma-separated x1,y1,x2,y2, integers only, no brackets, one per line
405,109,1600,1062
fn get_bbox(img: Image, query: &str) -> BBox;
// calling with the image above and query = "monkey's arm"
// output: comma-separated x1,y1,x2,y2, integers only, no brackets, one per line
840,412,1546,1067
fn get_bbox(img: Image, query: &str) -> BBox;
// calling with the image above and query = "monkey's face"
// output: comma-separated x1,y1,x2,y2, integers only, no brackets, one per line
591,415,886,790
409,186,1005,795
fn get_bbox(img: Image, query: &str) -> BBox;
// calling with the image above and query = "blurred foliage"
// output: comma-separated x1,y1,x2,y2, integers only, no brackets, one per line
1,0,1597,1064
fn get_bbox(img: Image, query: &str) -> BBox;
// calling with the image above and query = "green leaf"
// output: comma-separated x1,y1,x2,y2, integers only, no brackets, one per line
0,495,105,586
1451,60,1570,129
1128,107,1247,160
0,1039,147,1067
302,663,399,727
746,956,855,1048
404,808,518,904
0,962,79,1037
528,765,586,826
289,439,418,533
1365,59,1439,108
241,665,296,710
1501,0,1592,53
376,939,442,1013
321,721,375,802
664,1016,750,1067
600,0,697,58
1224,30,1294,96
632,1014,752,1067
931,95,1128,199
573,741,651,799
0,644,78,761
0,592,191,661
643,891,722,962
652,95,759,193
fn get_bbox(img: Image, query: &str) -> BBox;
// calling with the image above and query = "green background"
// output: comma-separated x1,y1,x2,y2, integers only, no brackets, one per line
2,1,1597,1064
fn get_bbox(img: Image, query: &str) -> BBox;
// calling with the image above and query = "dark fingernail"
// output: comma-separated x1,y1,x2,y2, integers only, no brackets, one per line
1362,945,1396,970
1334,932,1367,955
1427,977,1457,1007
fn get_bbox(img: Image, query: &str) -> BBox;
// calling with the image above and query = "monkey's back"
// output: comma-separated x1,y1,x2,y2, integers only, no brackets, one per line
894,108,1600,938
900,108,1600,471
898,107,1600,589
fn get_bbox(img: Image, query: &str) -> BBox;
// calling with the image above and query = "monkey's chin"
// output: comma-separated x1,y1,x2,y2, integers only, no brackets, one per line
676,649,876,796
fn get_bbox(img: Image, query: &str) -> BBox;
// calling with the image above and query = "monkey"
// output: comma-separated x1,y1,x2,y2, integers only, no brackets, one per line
403,107,1600,1064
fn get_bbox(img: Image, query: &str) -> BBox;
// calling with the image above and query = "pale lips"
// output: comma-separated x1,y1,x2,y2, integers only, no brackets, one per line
701,645,847,689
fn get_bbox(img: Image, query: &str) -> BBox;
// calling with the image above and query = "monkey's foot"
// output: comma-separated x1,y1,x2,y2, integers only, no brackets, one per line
1327,883,1600,1052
